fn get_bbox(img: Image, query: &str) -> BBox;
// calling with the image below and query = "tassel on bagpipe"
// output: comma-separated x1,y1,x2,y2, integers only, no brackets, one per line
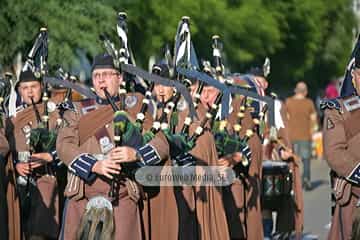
233,96,247,135
29,96,57,156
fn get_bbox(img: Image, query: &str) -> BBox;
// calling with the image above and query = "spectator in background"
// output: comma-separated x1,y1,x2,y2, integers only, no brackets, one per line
325,78,339,99
285,81,317,190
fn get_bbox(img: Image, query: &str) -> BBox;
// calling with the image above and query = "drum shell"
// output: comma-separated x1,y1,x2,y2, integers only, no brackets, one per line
261,160,293,210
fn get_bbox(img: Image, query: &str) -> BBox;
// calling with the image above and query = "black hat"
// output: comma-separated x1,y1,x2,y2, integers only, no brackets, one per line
355,46,360,69
16,70,41,90
152,63,170,78
19,70,38,83
340,36,360,97
92,53,116,71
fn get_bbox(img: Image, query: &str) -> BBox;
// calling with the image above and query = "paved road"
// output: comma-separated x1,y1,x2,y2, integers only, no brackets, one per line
299,158,332,240
271,158,331,239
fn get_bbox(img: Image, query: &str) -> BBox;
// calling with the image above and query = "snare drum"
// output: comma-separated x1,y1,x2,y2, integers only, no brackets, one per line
261,160,293,210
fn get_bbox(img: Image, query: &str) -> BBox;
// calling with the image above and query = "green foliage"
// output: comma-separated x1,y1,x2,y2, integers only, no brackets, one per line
0,0,356,96
267,0,356,95
0,0,116,70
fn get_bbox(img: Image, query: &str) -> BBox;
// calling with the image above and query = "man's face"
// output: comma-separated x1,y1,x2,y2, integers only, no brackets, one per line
352,68,360,95
200,85,219,108
18,81,42,105
153,84,174,103
92,68,121,98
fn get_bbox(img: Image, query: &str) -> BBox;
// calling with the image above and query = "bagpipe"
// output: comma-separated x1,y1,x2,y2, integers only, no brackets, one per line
99,14,197,135
21,28,58,154
29,98,57,154
141,16,220,166
0,73,12,128
101,12,147,94
101,87,144,203
213,101,264,174
152,17,216,162
6,28,60,222
177,35,276,174
99,15,160,147
100,15,144,199
147,19,276,168
172,16,199,135
203,35,254,170
98,13,276,172
96,14,210,174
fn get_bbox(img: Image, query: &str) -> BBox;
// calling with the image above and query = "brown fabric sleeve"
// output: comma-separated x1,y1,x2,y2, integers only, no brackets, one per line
56,109,86,166
189,131,217,166
323,108,359,177
147,131,170,161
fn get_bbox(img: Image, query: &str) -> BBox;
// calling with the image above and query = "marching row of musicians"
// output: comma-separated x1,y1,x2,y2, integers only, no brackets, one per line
2,11,360,240
0,52,305,240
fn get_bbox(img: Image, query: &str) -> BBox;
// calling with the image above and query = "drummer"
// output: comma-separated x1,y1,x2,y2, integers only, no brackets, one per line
247,66,304,239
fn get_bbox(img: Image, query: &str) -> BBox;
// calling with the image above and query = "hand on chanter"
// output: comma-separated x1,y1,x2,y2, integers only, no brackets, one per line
91,158,121,179
218,152,243,168
109,146,138,163
91,147,126,179
91,147,138,179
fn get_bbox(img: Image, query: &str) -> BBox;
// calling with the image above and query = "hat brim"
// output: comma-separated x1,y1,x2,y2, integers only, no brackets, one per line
92,64,117,72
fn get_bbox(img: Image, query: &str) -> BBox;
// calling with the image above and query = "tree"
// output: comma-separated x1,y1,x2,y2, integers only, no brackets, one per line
0,0,356,97
265,0,355,96
0,0,116,72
